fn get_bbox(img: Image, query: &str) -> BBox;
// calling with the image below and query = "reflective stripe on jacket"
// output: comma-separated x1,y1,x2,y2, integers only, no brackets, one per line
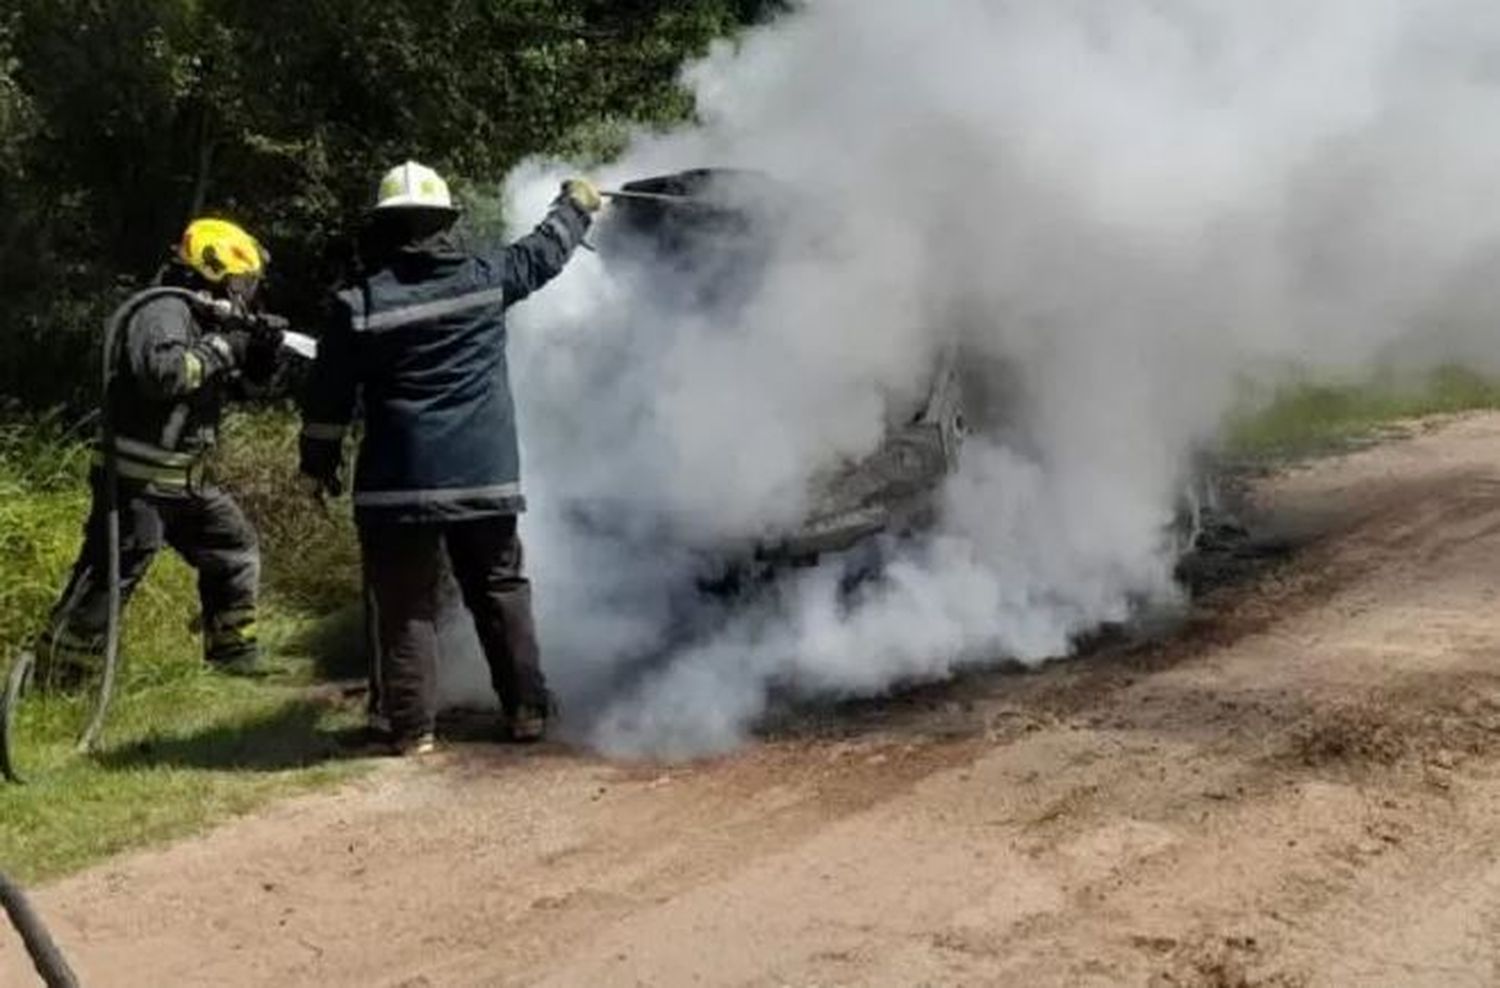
300,199,590,525
91,435,206,488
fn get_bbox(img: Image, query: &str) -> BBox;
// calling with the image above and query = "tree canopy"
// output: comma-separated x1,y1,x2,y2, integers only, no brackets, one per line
0,0,785,410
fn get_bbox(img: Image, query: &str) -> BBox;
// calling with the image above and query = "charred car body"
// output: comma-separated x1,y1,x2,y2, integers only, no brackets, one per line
585,168,1222,593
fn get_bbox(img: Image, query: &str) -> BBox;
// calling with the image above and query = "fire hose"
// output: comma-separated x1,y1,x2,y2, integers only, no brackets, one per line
0,871,80,987
2,288,297,784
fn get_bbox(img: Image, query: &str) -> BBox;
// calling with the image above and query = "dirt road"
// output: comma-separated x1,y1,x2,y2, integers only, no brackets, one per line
10,414,1500,987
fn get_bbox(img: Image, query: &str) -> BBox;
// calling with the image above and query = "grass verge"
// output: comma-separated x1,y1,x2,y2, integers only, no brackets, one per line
1226,366,1500,459
0,648,364,883
0,409,368,884
5,366,1500,885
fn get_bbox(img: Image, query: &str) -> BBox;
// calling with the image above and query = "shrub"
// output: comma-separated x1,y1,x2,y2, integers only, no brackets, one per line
215,407,361,614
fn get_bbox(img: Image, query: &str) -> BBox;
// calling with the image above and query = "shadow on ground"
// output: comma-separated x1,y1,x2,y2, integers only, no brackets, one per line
96,698,359,773
292,603,369,683
94,697,545,773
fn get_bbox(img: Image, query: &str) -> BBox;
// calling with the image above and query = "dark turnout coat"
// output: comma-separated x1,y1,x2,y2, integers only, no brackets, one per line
300,199,591,525
105,292,246,485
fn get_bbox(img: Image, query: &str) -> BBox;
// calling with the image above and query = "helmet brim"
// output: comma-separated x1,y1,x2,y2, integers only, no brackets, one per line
373,199,461,217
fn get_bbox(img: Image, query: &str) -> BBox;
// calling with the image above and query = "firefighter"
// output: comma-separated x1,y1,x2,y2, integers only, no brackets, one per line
299,161,600,755
39,219,287,683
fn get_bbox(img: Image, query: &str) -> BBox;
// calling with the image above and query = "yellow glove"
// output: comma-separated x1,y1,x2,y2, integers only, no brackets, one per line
562,178,603,214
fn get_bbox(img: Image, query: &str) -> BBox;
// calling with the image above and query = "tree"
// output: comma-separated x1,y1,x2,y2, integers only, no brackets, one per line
0,0,788,411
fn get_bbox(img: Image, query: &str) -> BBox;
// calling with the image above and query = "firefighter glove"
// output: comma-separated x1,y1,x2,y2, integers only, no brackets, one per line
251,312,290,339
243,335,281,385
246,313,289,381
561,178,603,214
299,437,344,498
198,328,254,373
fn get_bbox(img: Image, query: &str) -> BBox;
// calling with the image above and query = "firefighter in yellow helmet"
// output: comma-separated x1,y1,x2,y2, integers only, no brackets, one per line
37,218,293,684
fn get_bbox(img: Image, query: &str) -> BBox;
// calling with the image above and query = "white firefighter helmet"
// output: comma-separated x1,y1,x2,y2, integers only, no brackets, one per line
374,160,457,212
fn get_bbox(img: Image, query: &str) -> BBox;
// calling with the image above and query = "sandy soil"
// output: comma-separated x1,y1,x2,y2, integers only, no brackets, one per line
10,413,1500,987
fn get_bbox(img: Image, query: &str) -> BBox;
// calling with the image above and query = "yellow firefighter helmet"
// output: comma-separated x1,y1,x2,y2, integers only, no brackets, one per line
177,218,266,283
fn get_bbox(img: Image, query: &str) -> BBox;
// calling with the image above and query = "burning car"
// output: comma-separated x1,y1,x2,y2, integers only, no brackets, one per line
582,168,1223,593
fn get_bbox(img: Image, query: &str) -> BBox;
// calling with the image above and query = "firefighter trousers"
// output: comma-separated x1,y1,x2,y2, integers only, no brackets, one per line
40,471,261,678
360,515,546,741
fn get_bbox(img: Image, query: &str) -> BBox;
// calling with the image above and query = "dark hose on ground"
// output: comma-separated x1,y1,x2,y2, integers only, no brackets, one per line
0,871,81,988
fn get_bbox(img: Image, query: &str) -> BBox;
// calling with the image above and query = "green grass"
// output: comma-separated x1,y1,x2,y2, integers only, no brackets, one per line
1226,365,1500,459
5,366,1500,885
0,656,363,883
0,410,370,884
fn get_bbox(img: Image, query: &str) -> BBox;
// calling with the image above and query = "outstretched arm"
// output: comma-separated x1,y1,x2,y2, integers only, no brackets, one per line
498,181,601,307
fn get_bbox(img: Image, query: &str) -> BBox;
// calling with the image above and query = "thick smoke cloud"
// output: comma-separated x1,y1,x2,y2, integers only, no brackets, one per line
446,0,1500,755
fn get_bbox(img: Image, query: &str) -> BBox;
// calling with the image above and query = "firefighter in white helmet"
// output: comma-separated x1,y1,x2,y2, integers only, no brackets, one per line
300,160,601,755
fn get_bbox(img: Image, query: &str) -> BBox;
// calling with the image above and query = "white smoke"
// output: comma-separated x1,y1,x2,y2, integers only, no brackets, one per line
450,0,1500,755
